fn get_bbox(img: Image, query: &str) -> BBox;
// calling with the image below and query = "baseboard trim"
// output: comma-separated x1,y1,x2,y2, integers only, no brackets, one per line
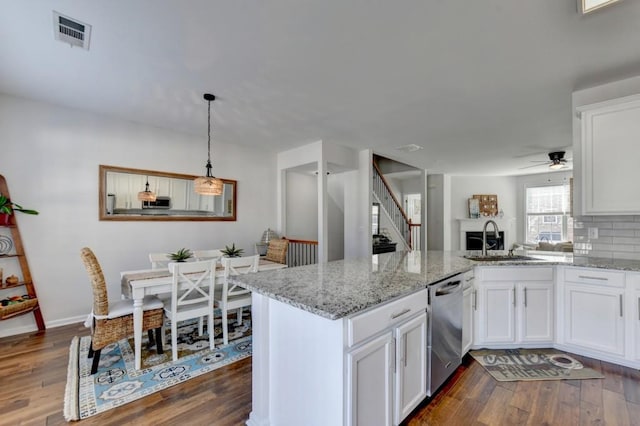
0,314,86,338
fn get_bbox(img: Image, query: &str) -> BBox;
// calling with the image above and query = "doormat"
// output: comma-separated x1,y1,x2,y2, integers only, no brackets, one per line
469,348,604,382
64,314,251,421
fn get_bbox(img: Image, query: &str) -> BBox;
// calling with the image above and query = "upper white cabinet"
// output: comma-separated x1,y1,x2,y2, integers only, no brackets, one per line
579,94,640,215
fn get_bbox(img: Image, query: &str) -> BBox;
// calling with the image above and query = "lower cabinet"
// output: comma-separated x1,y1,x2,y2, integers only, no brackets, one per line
347,333,394,426
462,269,476,355
632,277,640,362
462,284,474,355
561,267,626,357
475,267,554,346
346,291,428,426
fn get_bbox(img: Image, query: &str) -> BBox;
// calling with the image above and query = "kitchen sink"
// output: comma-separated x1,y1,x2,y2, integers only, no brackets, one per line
463,254,538,262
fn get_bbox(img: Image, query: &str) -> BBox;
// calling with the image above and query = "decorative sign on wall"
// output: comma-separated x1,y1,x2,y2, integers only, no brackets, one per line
472,194,498,217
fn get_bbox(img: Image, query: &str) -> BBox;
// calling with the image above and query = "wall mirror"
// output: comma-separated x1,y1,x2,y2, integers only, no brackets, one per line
99,165,237,221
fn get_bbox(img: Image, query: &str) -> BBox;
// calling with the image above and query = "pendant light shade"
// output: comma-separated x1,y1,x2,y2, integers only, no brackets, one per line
194,93,223,196
137,177,157,201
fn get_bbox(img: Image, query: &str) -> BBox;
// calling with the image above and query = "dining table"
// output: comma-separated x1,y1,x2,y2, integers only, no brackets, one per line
120,258,287,370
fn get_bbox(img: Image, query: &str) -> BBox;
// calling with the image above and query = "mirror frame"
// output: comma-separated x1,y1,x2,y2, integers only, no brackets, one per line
99,165,237,221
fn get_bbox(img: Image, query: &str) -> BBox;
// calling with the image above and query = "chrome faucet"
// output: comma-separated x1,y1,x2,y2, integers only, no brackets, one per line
482,220,500,257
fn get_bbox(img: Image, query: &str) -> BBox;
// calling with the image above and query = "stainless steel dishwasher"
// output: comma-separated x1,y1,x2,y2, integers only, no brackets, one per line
427,274,463,396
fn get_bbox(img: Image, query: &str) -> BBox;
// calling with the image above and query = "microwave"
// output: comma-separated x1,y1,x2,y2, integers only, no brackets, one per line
142,196,171,209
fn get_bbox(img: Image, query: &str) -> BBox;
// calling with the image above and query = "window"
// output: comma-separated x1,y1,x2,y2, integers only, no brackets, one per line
525,184,573,244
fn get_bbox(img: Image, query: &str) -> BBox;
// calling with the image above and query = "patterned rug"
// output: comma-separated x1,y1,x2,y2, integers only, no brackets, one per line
64,312,251,421
470,348,604,382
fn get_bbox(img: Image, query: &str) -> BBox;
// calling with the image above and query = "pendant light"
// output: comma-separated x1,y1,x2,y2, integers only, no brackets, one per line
137,176,156,201
194,93,223,196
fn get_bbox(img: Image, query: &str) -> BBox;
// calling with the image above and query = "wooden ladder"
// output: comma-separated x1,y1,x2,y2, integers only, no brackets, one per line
0,174,45,330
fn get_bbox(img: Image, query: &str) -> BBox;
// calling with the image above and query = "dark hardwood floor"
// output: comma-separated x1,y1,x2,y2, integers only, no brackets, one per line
1,323,639,425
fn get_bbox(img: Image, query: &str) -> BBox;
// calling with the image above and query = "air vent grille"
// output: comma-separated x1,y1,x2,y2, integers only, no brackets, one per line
396,144,424,153
53,11,91,50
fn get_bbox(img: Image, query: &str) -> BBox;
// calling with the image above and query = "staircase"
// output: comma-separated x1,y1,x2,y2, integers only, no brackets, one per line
372,161,420,250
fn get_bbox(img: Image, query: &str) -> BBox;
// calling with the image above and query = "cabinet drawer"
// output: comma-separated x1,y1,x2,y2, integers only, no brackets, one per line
347,289,428,347
479,267,553,282
564,267,625,288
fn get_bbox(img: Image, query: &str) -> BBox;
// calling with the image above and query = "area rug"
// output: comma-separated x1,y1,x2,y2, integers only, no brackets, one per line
470,348,604,382
64,313,252,421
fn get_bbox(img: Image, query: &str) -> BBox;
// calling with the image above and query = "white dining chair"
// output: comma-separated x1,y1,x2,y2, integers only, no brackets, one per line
193,249,224,261
149,252,171,270
162,259,217,361
217,255,259,345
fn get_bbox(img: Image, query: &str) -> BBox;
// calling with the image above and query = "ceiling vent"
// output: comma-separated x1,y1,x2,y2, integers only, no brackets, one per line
396,144,424,153
53,11,91,50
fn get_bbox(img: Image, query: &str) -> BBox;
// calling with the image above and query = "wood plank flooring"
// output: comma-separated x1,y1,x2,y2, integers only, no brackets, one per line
1,323,639,425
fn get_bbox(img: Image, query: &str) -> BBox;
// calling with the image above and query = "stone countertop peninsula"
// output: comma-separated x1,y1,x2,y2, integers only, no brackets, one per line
230,250,640,321
229,250,564,321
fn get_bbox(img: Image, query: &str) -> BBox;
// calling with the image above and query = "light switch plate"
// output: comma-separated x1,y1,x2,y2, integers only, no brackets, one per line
588,227,598,239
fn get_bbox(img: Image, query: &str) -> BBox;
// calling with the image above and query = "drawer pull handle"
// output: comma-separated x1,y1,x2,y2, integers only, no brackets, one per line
391,308,411,319
473,290,477,311
465,277,474,282
524,287,527,308
578,275,608,281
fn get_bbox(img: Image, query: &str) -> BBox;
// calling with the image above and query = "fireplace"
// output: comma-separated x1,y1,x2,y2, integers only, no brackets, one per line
465,231,504,251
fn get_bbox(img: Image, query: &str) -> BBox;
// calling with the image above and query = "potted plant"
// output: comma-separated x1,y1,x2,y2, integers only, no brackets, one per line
221,243,244,258
168,248,193,262
0,193,39,226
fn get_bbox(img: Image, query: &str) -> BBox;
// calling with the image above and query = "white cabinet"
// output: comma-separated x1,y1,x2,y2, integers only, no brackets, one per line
462,270,475,355
347,332,394,426
475,267,554,347
579,94,640,215
562,267,625,357
394,312,427,425
631,275,640,362
346,290,428,426
476,282,516,344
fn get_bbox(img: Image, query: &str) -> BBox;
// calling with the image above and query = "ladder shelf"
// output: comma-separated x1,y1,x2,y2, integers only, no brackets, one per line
0,174,45,330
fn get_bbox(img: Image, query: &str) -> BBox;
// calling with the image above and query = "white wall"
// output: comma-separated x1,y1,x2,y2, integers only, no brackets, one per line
449,176,518,250
285,172,318,240
0,94,277,336
427,174,446,250
327,174,344,261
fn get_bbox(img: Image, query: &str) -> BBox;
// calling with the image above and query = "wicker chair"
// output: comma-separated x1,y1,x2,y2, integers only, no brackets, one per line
265,238,288,265
80,247,164,374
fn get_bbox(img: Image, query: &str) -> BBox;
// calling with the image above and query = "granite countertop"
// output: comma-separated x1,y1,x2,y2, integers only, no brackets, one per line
229,250,640,321
229,251,499,321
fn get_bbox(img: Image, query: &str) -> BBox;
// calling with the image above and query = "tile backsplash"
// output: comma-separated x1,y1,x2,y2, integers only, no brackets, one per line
573,215,640,260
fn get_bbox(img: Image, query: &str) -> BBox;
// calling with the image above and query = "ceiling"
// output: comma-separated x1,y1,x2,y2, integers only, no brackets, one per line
1,1,639,176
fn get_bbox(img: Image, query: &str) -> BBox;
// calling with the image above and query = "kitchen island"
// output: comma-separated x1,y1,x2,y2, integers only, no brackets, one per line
230,251,571,426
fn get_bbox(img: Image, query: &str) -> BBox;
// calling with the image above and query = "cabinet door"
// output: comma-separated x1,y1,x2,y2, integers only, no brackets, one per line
564,283,625,356
581,96,640,214
347,332,394,426
394,312,427,425
477,283,515,344
633,287,640,362
518,282,554,343
462,287,474,354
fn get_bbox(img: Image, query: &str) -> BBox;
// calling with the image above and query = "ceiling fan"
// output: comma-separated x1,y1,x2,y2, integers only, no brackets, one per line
520,151,571,170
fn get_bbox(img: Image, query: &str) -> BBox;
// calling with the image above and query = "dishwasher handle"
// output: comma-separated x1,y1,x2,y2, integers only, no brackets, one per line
434,280,462,296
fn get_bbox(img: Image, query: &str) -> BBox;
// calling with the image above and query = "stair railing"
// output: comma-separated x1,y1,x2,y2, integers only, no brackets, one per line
372,161,417,249
285,238,318,267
